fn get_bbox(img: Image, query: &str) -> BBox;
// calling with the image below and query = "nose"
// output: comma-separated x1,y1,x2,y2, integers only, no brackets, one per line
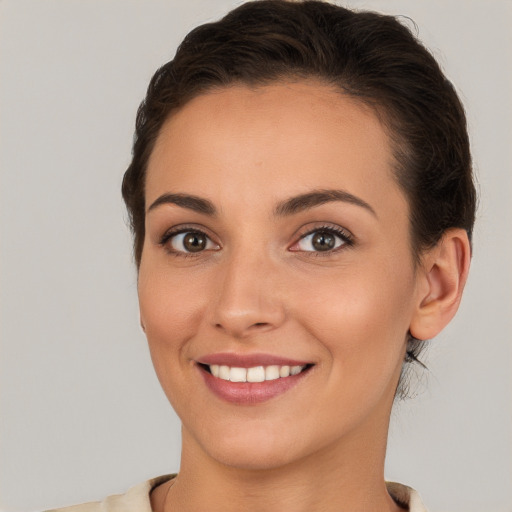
210,250,286,339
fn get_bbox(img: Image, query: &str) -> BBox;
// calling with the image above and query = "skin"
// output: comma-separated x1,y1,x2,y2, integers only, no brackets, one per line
138,81,470,512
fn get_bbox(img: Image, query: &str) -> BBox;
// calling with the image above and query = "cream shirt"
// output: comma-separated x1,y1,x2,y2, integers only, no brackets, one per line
45,474,428,512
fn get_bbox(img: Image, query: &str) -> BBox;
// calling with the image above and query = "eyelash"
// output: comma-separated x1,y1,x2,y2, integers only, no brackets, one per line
159,226,216,257
293,225,354,257
159,224,354,257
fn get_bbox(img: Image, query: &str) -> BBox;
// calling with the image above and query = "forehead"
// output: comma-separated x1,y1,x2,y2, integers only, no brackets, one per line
145,81,404,218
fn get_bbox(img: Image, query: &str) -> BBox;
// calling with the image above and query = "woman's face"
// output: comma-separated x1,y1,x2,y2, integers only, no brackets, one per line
138,82,425,470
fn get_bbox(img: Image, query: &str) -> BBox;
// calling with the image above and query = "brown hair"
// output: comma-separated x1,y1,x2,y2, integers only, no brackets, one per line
122,0,476,397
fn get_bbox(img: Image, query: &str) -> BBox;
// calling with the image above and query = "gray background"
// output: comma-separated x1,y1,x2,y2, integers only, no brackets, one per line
1,1,511,511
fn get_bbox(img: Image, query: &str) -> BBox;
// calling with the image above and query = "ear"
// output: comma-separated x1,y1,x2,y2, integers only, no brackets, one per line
409,228,471,340
140,317,146,333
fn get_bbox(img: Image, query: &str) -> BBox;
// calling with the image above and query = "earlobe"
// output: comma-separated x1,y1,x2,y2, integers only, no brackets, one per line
410,228,471,341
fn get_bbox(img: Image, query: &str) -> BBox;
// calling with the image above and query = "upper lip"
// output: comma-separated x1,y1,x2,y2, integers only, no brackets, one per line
197,352,313,368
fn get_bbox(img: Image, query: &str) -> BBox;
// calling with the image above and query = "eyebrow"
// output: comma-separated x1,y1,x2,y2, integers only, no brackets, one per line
146,188,376,218
147,193,216,215
274,189,377,218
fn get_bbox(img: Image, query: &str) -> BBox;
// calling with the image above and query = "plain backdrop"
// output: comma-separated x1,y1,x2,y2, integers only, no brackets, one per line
1,1,511,511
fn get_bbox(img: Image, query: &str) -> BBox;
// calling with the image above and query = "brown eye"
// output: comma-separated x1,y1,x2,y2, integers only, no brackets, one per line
183,233,206,252
168,231,217,253
311,232,336,251
292,228,349,253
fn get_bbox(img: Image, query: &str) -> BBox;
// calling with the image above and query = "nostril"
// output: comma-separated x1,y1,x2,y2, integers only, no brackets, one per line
251,322,273,330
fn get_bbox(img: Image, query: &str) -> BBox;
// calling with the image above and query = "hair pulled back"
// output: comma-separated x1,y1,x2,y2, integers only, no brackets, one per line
122,0,476,398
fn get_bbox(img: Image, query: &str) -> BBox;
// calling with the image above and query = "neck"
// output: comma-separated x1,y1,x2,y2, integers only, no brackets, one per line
157,413,403,512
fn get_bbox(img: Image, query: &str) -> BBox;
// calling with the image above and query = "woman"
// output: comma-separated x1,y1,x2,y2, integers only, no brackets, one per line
48,1,475,511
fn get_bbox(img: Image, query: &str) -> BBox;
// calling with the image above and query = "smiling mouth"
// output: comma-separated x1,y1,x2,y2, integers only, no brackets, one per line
199,363,313,382
197,360,314,404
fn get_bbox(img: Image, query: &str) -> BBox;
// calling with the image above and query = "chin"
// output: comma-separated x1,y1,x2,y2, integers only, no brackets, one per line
207,443,299,471
190,420,312,471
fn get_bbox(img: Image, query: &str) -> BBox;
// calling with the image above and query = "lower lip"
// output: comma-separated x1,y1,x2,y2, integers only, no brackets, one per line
198,365,311,405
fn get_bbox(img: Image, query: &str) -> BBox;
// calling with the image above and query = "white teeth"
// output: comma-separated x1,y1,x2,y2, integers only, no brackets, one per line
290,365,302,376
279,365,290,378
265,365,280,381
247,366,265,382
219,365,230,380
208,363,307,382
229,367,247,382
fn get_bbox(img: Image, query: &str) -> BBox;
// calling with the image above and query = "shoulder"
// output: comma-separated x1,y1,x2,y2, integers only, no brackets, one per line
44,474,175,512
386,481,429,512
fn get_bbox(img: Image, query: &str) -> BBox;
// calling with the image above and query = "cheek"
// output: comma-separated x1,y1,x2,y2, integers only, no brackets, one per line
293,262,415,374
293,270,414,426
137,262,209,390
139,262,207,339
